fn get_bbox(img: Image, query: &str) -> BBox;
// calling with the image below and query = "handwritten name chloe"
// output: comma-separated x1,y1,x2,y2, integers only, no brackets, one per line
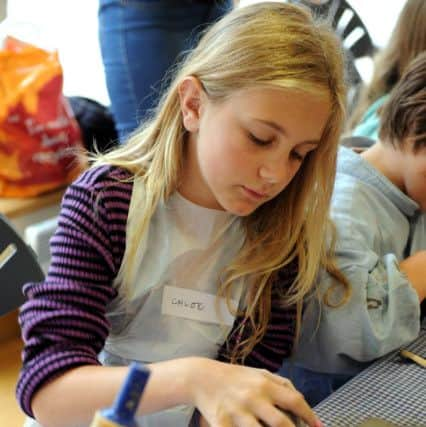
171,298,205,311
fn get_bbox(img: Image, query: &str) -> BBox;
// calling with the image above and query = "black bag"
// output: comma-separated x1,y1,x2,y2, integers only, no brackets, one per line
68,96,119,153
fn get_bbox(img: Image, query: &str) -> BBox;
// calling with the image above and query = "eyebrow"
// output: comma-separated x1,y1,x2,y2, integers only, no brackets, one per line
255,119,286,135
254,119,320,146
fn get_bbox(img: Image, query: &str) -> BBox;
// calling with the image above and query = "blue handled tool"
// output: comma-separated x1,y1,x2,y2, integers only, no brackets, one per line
90,362,150,427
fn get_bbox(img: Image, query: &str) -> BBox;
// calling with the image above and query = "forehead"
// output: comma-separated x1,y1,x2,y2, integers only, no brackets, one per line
228,85,330,107
225,86,332,138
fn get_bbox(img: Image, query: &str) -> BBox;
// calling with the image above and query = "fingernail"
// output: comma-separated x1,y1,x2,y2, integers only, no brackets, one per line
315,420,324,427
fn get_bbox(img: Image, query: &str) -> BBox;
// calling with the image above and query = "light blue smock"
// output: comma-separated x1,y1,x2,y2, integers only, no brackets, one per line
281,145,424,405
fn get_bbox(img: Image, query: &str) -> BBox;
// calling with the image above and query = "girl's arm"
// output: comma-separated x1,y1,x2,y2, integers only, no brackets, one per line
31,361,191,427
32,358,320,427
19,168,321,427
16,166,130,418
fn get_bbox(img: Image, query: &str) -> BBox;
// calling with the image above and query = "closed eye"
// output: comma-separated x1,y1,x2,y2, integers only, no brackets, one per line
248,132,273,146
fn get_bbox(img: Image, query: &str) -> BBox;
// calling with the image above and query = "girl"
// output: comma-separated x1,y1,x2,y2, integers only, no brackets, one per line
17,3,346,427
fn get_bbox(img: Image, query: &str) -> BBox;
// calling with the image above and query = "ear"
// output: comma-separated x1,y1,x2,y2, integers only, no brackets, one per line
178,76,205,133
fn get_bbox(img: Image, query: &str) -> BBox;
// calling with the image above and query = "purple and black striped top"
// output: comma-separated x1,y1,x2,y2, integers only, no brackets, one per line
16,165,297,418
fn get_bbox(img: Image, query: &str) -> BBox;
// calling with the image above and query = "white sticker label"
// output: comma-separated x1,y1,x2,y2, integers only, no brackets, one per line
161,285,238,326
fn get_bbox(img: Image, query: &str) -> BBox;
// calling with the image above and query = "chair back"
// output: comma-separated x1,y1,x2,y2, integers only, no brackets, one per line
291,0,375,83
0,214,44,316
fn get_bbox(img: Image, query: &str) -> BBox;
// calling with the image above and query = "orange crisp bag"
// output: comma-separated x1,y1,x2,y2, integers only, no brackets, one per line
0,36,85,197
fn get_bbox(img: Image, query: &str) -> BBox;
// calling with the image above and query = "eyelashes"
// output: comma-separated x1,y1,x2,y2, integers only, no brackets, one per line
248,132,272,146
248,131,313,163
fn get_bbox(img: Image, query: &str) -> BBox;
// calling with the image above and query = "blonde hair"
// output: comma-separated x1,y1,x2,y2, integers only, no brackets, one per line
94,2,348,362
348,0,426,130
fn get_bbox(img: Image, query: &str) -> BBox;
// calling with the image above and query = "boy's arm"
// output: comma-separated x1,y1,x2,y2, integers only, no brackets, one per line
399,250,426,301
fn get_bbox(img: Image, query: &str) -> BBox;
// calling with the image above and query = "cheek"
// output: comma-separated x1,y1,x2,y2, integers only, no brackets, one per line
200,133,251,180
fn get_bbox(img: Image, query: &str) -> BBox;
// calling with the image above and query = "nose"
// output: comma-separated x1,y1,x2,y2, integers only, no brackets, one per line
258,156,297,187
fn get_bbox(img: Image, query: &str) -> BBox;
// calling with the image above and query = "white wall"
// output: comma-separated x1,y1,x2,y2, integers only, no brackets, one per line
240,0,406,48
3,0,109,105
0,0,6,22
2,0,406,104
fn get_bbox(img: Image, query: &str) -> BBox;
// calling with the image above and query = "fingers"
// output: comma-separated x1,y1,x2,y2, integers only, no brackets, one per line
210,413,260,427
241,369,320,427
232,411,263,427
197,363,322,427
254,402,299,427
260,370,297,390
270,382,320,427
212,402,307,427
208,413,232,427
259,370,319,426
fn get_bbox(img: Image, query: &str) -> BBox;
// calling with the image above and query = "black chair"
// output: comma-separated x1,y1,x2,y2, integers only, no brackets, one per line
289,0,376,110
0,214,44,317
293,0,375,64
340,135,375,149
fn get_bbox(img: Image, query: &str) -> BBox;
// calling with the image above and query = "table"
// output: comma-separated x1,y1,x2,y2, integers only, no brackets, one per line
0,188,64,235
315,321,426,426
0,188,64,219
0,336,25,427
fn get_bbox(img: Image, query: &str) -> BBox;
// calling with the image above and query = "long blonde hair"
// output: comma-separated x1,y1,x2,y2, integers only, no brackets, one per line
94,2,347,362
348,0,426,130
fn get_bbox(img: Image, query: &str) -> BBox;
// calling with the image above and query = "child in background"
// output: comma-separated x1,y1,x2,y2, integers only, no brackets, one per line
285,51,426,405
348,0,426,140
17,3,347,427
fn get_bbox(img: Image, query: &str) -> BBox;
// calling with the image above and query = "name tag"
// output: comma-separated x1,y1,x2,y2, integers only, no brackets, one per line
161,285,238,326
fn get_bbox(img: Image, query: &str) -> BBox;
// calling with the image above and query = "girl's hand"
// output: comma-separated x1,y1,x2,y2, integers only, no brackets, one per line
188,358,322,427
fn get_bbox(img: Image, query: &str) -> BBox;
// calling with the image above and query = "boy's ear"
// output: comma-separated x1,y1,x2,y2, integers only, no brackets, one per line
178,76,204,132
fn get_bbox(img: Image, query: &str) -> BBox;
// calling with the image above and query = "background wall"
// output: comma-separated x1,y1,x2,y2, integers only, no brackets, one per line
0,0,6,22
1,0,406,105
2,0,109,104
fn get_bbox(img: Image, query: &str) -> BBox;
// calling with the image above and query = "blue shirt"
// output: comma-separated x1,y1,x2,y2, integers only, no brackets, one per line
284,146,424,395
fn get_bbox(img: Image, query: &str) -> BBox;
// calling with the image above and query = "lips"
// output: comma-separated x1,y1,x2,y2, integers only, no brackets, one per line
242,186,269,200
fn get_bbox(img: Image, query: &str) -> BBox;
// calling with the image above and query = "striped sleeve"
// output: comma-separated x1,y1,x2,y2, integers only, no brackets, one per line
16,166,132,417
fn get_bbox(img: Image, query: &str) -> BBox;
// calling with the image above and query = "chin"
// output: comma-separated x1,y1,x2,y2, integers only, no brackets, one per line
226,203,258,217
218,194,260,216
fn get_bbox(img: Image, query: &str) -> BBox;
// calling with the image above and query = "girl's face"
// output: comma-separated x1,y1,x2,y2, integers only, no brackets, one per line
178,78,331,216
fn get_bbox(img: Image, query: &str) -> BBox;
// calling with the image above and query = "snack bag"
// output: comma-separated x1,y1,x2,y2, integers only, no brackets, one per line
0,36,86,197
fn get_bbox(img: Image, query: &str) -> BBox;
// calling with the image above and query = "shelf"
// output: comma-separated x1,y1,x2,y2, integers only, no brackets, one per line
0,188,65,219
